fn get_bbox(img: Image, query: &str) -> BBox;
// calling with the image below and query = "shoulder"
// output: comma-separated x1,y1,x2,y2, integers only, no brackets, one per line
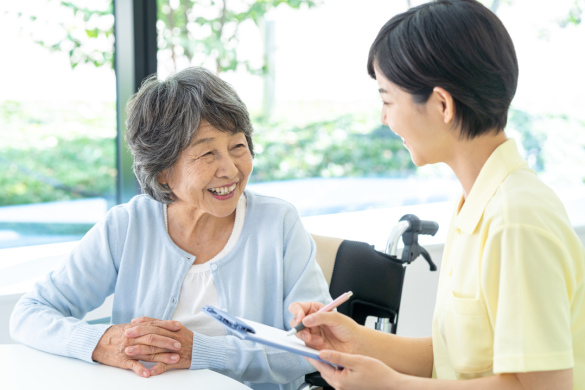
483,168,585,262
245,190,300,218
244,190,304,236
108,194,160,216
487,167,569,230
101,194,162,229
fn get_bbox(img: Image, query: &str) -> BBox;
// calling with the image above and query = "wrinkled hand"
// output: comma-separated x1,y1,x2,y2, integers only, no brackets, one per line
307,350,401,390
91,319,183,377
288,302,360,354
124,317,194,376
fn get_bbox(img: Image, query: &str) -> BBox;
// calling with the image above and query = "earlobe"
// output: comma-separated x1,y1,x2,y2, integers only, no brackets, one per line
433,87,455,125
158,171,168,186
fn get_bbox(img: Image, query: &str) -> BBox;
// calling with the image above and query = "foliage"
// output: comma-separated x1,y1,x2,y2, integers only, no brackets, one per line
0,100,116,207
0,99,413,207
157,0,317,73
6,98,583,208
8,1,115,69
3,0,583,207
561,0,584,26
508,108,546,172
9,0,317,73
251,116,414,182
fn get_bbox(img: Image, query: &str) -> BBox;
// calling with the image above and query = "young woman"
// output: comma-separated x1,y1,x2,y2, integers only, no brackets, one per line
289,1,584,388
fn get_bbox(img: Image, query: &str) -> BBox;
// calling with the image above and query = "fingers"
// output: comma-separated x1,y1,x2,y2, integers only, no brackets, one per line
131,316,156,324
125,326,182,349
288,301,326,316
148,362,169,377
289,301,327,327
128,333,182,352
125,345,181,364
297,329,324,346
288,302,310,326
306,356,338,377
131,317,182,331
303,311,345,328
319,350,358,370
133,352,180,365
121,358,152,378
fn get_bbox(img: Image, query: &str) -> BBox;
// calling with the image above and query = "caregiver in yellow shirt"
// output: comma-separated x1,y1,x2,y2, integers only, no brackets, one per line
288,0,585,389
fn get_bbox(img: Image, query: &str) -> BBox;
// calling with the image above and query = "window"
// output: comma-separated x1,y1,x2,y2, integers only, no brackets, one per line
0,1,117,250
156,0,585,245
1,0,583,252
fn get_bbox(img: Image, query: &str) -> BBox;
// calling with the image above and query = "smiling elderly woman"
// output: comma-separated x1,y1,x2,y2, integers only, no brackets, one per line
10,67,331,390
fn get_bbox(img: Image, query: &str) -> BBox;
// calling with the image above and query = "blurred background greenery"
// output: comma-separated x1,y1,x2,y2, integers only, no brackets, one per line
1,0,584,245
0,98,416,206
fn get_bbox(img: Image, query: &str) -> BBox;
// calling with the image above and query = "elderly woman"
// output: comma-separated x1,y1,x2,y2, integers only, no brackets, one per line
10,67,331,390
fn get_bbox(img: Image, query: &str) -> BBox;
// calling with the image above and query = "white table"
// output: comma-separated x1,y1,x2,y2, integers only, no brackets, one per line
0,344,252,389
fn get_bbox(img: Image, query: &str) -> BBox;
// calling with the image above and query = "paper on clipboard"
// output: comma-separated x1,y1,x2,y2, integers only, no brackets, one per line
202,305,338,367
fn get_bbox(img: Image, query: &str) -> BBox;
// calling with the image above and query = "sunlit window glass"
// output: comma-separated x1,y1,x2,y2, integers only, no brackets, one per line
0,1,117,249
156,0,585,224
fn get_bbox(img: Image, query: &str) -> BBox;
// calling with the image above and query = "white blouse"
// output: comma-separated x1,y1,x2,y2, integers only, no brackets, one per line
169,194,247,336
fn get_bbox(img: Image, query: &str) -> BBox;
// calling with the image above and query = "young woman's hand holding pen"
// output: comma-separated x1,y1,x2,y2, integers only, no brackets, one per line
288,301,362,354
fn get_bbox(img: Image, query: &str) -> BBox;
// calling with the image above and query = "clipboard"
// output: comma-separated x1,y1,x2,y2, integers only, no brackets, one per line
202,305,339,367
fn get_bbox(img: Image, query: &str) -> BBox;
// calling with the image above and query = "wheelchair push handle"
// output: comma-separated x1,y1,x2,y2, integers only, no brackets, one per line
399,214,439,236
419,220,439,236
385,214,439,271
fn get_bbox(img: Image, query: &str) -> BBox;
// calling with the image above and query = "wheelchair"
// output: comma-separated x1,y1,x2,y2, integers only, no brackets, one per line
298,214,439,390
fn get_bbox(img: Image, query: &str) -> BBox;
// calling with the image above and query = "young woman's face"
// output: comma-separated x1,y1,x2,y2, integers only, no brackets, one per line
375,66,452,167
161,120,253,217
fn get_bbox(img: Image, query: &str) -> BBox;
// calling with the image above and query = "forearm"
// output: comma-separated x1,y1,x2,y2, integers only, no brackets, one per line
10,296,110,362
397,369,573,390
356,328,433,378
399,373,518,389
191,332,314,384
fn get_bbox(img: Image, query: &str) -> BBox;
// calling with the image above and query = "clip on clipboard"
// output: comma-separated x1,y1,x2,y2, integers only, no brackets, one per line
202,305,340,368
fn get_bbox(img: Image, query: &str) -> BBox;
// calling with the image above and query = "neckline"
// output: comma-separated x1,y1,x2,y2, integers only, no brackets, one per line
163,194,247,264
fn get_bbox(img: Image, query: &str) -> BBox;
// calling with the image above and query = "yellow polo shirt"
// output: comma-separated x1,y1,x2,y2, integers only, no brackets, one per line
432,139,585,387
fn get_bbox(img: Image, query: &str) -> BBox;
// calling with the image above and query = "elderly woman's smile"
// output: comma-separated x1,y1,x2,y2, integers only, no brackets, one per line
208,183,237,197
160,120,253,220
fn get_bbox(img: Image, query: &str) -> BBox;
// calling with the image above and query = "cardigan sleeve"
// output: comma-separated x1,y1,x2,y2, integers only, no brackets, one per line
188,211,332,386
9,210,125,363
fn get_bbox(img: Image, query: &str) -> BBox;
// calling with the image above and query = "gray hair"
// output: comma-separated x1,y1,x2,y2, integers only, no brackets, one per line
125,66,254,204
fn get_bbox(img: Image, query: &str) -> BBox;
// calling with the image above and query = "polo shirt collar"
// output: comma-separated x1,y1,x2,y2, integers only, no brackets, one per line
455,138,528,234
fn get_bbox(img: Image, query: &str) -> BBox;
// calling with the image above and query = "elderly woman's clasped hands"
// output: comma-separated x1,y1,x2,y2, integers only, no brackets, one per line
92,318,193,377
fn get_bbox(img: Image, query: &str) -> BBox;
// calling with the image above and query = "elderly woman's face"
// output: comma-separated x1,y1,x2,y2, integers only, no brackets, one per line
161,120,253,217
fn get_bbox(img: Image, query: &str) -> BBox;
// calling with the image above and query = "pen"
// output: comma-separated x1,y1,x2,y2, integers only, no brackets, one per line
286,291,353,336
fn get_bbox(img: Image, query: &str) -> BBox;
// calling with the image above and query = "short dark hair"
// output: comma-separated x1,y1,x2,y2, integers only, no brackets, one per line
367,0,518,138
125,66,254,204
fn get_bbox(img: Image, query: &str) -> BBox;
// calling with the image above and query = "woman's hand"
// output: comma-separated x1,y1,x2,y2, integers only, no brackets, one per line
307,350,401,390
124,317,194,376
91,319,183,378
288,302,361,354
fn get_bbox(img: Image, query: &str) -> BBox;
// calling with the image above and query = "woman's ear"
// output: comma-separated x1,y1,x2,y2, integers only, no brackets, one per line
158,171,168,186
432,87,455,125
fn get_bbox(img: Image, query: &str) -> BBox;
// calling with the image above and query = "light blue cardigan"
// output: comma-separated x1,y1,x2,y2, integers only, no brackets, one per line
10,191,332,390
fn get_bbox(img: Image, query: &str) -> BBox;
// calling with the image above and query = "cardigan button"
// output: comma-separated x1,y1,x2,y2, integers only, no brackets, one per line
171,297,177,304
211,264,218,271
